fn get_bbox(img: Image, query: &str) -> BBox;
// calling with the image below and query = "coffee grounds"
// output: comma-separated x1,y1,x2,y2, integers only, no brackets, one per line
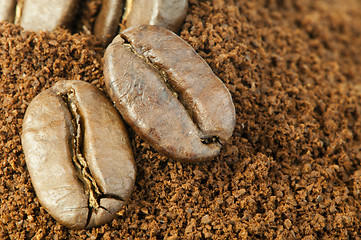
1,0,361,238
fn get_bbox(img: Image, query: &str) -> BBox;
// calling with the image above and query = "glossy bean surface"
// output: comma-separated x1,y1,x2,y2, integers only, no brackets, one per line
20,0,78,31
104,25,236,162
22,80,136,229
0,0,16,23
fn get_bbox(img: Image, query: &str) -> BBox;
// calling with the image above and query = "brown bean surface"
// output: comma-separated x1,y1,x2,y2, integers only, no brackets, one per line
20,0,78,31
0,0,16,22
21,80,136,229
93,0,125,45
122,0,188,33
104,25,236,162
2,0,187,42
93,0,188,45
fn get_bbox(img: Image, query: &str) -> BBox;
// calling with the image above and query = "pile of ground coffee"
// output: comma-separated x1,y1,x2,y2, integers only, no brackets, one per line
1,0,361,238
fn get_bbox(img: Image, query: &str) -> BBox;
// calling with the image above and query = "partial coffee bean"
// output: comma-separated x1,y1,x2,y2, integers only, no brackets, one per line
104,25,236,162
93,0,188,45
0,0,16,22
93,0,125,46
122,0,188,33
20,0,78,31
21,80,136,229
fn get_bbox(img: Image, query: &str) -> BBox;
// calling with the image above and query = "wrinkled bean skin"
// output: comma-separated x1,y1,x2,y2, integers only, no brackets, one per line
104,25,236,162
0,0,16,22
20,0,78,31
93,0,125,46
123,0,188,33
21,80,136,229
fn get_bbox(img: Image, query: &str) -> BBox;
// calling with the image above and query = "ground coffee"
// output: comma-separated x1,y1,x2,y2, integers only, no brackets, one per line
1,0,361,238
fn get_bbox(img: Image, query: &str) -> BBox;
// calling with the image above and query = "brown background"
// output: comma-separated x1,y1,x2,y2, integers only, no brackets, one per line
1,0,361,239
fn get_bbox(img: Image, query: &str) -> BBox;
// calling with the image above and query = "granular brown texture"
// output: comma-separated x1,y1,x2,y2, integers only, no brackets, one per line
1,0,361,239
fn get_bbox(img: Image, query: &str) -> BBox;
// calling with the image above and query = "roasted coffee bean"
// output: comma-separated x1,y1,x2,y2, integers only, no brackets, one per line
94,0,188,45
104,25,236,162
93,0,125,45
20,0,78,31
122,0,188,32
3,0,187,42
0,0,16,22
21,80,136,229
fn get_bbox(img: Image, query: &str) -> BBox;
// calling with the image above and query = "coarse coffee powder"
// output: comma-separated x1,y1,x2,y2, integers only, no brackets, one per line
1,0,361,238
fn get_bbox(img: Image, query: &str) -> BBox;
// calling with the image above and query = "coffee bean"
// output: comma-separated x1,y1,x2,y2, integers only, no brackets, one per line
21,80,136,229
0,0,16,22
20,0,78,31
122,0,188,33
94,0,188,45
4,0,187,41
104,25,236,162
93,0,125,45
